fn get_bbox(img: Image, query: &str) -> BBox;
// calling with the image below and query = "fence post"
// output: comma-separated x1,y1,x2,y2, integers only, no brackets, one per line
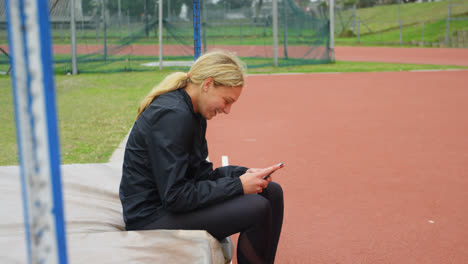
95,16,99,43
352,4,356,33
81,19,85,39
330,0,335,62
167,0,171,21
422,21,425,46
144,0,149,37
240,23,242,44
202,0,207,54
446,0,451,47
154,1,158,37
128,10,132,39
57,23,61,41
283,0,288,59
357,21,360,44
159,0,162,70
101,0,107,61
378,21,381,42
273,0,278,67
118,0,122,39
71,0,78,74
398,0,402,45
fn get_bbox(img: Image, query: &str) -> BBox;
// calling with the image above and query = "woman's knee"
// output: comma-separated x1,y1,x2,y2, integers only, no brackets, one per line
265,182,283,202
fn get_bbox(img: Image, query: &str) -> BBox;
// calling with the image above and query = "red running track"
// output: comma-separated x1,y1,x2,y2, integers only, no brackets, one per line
50,45,468,66
335,46,468,67
2,45,467,66
206,70,468,263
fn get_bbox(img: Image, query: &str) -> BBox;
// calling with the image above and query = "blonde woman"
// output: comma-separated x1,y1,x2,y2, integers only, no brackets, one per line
119,51,284,264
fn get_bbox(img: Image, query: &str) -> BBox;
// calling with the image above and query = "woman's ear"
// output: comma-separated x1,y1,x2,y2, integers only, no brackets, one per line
203,77,214,92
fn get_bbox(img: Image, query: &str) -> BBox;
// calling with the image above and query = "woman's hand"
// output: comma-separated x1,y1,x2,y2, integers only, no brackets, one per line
240,164,282,194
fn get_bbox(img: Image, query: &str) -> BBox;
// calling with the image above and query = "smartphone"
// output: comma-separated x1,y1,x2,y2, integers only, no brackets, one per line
263,162,284,180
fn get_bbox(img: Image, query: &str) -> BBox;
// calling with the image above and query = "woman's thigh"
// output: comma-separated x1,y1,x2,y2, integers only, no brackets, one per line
143,194,271,240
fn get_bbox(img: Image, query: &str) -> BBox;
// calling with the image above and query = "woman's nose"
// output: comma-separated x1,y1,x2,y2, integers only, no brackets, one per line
224,104,231,114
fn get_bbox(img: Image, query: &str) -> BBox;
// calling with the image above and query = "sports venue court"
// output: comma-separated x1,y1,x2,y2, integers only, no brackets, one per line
204,47,468,263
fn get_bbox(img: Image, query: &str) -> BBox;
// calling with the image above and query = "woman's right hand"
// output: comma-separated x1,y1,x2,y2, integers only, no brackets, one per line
239,164,282,194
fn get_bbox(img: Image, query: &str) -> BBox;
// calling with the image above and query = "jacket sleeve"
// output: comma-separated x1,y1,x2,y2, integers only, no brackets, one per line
148,108,244,213
198,137,249,181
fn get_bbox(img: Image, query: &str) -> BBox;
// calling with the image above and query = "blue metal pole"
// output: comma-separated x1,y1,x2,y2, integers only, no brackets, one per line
5,0,68,263
193,0,201,60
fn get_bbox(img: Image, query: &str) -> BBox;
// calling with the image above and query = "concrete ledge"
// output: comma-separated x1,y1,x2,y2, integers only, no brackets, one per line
0,159,231,263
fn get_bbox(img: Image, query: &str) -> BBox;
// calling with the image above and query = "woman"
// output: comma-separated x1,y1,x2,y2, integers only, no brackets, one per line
119,51,284,264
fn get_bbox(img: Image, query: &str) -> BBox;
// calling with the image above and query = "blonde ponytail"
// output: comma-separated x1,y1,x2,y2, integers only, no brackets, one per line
136,50,246,119
136,72,189,118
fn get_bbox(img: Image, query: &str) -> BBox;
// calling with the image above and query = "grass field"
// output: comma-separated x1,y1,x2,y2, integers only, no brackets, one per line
1,61,467,166
5,53,465,76
336,0,468,34
0,71,162,165
1,55,331,75
336,19,468,47
335,0,468,46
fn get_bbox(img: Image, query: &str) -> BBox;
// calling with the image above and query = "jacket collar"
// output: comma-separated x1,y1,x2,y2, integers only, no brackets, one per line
178,88,205,121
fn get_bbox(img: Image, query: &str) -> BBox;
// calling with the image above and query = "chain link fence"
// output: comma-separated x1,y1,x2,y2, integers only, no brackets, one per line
0,0,330,74
332,0,468,48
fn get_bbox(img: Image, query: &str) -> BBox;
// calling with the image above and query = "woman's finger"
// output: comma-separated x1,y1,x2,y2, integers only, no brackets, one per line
247,168,262,173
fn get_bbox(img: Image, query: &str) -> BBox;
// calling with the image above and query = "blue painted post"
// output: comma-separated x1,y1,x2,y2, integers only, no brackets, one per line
193,0,201,60
5,0,68,263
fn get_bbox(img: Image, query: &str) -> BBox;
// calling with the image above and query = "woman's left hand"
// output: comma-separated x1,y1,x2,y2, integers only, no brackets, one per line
246,168,272,182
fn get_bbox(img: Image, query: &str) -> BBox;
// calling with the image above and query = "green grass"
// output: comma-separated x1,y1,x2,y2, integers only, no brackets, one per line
335,0,468,46
4,53,458,75
0,71,167,165
0,78,15,166
336,0,468,34
336,18,468,46
1,61,467,165
247,61,468,74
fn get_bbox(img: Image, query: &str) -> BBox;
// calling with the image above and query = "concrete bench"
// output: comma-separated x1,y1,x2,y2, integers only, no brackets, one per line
0,164,232,263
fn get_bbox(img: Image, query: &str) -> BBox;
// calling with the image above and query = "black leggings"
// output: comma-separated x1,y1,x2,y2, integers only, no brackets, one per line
143,182,284,264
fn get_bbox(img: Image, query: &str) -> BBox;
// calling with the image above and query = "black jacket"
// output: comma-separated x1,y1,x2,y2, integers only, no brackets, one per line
119,88,247,230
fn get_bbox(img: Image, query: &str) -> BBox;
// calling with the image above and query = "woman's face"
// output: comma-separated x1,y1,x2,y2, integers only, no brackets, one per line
198,79,242,120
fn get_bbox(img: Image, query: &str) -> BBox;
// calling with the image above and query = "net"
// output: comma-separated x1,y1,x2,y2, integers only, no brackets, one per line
0,0,331,74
